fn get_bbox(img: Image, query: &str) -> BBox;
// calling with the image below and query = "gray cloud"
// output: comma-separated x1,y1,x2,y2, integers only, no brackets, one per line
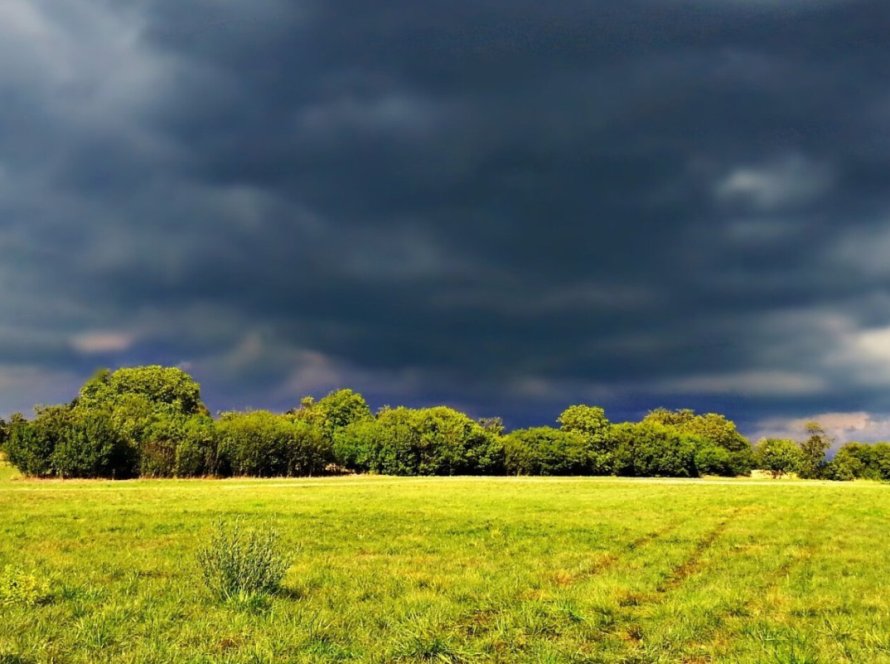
2,0,890,435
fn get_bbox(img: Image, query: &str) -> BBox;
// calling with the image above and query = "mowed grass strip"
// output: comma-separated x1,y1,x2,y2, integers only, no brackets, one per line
0,462,888,663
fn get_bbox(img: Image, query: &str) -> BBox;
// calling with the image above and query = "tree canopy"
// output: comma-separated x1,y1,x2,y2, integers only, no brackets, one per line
10,365,878,483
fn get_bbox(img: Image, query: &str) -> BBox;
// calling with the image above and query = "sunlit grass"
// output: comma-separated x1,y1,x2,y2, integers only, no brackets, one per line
0,459,887,662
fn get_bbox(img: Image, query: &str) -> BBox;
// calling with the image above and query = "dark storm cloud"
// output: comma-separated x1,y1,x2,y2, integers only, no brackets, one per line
3,0,890,436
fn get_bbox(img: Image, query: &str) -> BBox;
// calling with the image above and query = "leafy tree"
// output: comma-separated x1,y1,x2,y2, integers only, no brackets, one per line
694,444,734,476
217,411,330,477
5,407,136,478
643,408,752,475
286,421,329,476
503,427,589,475
5,407,71,477
332,419,380,472
290,389,373,438
829,442,890,481
644,408,750,451
798,421,831,479
51,410,136,479
138,416,182,478
558,405,610,439
174,417,221,477
369,408,423,475
0,417,8,453
611,421,699,477
333,407,503,476
77,366,206,415
316,389,373,430
72,366,211,476
755,438,803,478
827,442,871,481
557,404,614,473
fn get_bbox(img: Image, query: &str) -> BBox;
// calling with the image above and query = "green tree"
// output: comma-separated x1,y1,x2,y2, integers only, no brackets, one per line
755,438,803,478
611,421,699,477
73,366,211,477
217,411,331,477
503,427,589,475
4,407,137,478
333,406,503,476
557,404,614,473
798,421,831,479
829,442,890,481
291,389,373,439
76,366,206,415
174,417,220,477
643,408,752,475
332,419,380,472
827,442,874,481
51,410,136,479
694,444,733,476
4,407,71,477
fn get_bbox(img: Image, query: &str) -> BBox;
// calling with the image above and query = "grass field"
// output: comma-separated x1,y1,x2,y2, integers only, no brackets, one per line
1,459,889,663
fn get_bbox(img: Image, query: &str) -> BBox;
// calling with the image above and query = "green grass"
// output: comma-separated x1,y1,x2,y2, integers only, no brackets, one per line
0,458,888,663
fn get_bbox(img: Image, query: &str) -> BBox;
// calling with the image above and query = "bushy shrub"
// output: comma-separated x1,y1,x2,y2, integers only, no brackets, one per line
333,419,379,471
694,444,732,476
4,407,68,477
727,447,755,476
174,418,220,477
217,411,330,477
828,442,890,481
333,407,503,475
873,444,890,480
410,407,503,475
643,409,750,452
755,438,803,478
612,422,698,477
287,421,330,476
5,407,135,479
51,410,136,479
197,521,290,601
292,389,373,439
504,427,590,475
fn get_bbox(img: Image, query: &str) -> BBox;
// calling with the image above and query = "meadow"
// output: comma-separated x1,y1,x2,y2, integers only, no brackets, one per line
1,458,888,663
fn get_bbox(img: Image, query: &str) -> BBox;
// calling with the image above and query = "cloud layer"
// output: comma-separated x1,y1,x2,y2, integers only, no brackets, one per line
2,0,890,436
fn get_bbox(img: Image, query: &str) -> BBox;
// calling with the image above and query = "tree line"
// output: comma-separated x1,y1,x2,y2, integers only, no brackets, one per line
0,365,882,481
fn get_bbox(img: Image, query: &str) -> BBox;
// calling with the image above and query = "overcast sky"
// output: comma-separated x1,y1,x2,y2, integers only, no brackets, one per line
3,0,890,442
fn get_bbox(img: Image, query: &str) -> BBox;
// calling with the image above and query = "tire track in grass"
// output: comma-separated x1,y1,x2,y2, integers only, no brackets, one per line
654,510,741,594
634,510,829,662
458,510,744,657
609,507,747,648
450,520,686,654
580,520,686,582
540,519,688,594
700,513,830,662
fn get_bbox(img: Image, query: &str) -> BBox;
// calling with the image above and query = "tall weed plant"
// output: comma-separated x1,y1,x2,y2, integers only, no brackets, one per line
197,520,290,601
